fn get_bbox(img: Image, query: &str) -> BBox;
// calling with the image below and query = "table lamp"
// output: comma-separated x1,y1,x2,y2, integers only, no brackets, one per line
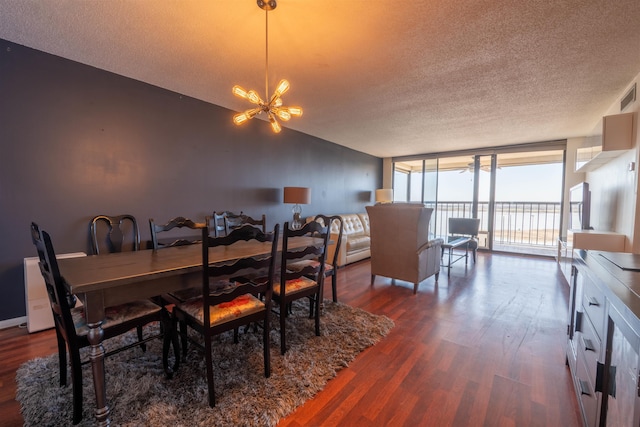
284,187,311,230
375,189,393,204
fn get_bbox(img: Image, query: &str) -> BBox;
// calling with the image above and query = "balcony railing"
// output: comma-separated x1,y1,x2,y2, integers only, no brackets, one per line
425,201,562,253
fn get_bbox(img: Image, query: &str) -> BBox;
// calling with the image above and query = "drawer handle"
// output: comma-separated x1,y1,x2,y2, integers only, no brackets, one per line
579,379,591,396
584,338,596,352
587,297,600,307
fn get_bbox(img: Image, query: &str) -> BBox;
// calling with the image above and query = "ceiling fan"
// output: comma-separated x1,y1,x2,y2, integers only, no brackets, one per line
459,162,494,173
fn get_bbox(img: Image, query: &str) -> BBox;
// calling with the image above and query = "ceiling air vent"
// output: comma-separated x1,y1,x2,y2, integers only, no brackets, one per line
621,83,636,111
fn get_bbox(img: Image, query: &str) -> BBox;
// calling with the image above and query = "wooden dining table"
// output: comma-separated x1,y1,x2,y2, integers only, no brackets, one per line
57,236,320,426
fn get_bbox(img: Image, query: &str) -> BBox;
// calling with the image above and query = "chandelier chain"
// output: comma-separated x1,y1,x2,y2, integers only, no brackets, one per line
265,8,269,102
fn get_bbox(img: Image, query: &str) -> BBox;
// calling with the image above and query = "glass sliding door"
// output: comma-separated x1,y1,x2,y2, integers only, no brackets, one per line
433,155,476,237
492,151,564,256
393,146,565,257
475,155,495,250
392,158,438,231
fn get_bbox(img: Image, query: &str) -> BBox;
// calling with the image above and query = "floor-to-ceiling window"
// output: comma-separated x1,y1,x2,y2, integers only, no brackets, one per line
392,144,565,256
492,151,564,255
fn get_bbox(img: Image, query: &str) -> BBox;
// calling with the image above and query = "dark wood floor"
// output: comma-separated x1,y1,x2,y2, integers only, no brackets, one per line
0,252,581,426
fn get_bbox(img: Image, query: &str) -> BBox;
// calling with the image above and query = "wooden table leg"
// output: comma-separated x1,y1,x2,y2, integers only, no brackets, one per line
87,321,110,426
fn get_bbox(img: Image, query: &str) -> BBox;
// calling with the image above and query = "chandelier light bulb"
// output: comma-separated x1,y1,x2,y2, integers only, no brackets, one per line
233,112,250,125
233,107,261,125
232,85,249,99
269,113,282,133
274,79,290,97
275,108,291,121
288,106,303,117
247,90,263,105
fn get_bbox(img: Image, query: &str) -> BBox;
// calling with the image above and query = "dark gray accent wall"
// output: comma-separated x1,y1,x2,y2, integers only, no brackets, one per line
0,39,381,322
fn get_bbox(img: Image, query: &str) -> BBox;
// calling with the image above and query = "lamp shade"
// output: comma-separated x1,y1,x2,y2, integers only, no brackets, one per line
375,189,393,203
284,187,311,204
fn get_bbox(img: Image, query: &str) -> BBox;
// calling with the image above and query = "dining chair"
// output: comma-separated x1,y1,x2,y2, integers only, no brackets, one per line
287,215,343,311
30,222,175,425
211,211,240,237
274,221,330,354
224,213,266,235
447,217,481,262
90,214,140,255
172,223,279,407
149,216,208,350
90,214,147,349
149,216,206,250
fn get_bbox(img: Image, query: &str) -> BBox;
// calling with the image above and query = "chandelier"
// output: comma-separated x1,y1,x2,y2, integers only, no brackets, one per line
232,0,303,133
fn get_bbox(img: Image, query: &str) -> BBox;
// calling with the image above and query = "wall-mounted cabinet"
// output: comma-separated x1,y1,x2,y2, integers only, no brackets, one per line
576,112,634,172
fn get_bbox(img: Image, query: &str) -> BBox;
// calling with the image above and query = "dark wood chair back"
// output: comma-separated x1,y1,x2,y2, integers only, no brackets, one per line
224,213,266,235
90,214,140,255
30,222,169,424
31,222,77,347
313,214,343,302
149,216,206,250
173,223,279,407
202,224,279,317
275,220,330,354
212,211,241,237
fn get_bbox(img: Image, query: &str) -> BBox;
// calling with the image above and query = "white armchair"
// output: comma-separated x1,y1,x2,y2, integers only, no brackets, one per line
365,203,443,294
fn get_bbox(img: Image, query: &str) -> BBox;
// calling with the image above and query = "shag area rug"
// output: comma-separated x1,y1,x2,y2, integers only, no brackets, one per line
16,300,393,426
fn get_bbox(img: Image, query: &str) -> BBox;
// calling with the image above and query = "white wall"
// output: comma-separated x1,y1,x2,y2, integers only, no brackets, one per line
585,71,639,252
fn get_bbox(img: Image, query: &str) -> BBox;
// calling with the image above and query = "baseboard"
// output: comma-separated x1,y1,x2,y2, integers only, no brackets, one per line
0,316,27,330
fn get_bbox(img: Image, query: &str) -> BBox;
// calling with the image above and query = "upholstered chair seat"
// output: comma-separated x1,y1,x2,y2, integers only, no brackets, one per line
176,293,265,327
71,300,162,337
273,276,318,296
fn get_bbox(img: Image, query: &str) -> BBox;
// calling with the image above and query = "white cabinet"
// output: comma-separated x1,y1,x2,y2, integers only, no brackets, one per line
604,304,640,426
569,229,626,252
567,266,605,426
576,112,634,172
24,252,85,333
569,251,640,426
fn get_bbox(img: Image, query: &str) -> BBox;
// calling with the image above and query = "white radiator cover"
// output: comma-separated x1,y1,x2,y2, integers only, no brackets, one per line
24,252,86,333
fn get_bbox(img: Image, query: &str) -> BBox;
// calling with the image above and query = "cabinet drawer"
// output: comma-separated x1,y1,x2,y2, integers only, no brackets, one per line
578,313,601,387
582,279,605,340
576,352,600,427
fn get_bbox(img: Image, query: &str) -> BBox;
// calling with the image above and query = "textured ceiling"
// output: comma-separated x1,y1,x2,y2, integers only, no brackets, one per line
1,0,640,158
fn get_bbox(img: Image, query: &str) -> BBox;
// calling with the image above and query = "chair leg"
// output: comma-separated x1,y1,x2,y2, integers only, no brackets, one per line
70,349,83,425
473,248,477,263
331,273,338,303
162,311,179,378
280,301,287,355
179,319,188,357
204,334,216,407
314,291,321,336
55,329,67,386
413,282,419,294
308,296,315,318
263,313,271,378
171,319,180,371
137,325,147,352
370,274,375,286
